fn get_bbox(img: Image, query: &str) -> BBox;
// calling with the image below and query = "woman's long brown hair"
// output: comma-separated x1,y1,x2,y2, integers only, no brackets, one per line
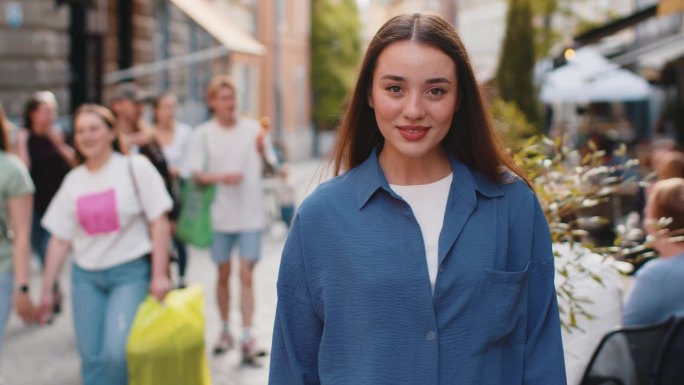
331,13,530,187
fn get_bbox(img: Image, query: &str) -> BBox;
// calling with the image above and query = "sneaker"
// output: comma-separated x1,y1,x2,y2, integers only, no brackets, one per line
212,331,234,355
241,338,267,366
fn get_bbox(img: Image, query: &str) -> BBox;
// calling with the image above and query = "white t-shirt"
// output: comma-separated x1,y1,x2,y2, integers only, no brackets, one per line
185,118,276,233
160,122,193,178
390,173,453,292
42,153,173,270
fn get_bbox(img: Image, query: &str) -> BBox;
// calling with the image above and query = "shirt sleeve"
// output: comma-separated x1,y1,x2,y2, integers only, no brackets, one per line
269,215,323,385
41,176,77,241
177,123,193,179
524,198,567,383
4,157,34,198
184,126,205,174
131,155,173,222
622,261,663,326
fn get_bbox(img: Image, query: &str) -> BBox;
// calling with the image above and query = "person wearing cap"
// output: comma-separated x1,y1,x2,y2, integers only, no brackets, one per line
109,82,180,227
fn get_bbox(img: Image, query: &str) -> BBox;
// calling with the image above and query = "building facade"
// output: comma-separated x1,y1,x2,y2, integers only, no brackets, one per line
0,0,313,158
0,1,70,119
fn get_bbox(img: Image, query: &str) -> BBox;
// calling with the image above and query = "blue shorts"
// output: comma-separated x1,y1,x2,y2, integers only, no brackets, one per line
210,231,262,264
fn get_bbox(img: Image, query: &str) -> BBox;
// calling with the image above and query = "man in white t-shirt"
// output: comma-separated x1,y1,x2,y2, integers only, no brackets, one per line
185,75,276,365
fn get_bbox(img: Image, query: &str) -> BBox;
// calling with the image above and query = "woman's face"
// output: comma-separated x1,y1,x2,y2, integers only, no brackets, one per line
74,112,115,161
31,102,57,133
155,95,177,125
369,40,458,163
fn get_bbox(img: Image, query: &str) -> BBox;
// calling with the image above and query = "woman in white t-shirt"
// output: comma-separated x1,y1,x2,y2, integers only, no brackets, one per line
37,104,173,385
152,92,192,287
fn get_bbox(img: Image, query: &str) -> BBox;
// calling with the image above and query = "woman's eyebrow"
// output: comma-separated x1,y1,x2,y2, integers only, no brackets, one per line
379,75,452,85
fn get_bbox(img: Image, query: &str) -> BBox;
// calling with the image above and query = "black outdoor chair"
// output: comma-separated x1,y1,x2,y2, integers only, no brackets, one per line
580,318,675,385
652,316,684,385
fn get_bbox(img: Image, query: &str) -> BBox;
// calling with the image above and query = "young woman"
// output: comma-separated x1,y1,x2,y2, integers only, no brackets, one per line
623,177,684,326
37,104,173,385
16,91,75,267
0,102,36,354
152,92,193,287
269,13,566,384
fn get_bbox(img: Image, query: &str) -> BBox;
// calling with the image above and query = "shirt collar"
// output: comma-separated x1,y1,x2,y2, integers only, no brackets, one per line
355,148,503,210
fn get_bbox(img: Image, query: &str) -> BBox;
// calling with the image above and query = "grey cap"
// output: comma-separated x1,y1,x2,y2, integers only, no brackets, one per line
109,82,151,104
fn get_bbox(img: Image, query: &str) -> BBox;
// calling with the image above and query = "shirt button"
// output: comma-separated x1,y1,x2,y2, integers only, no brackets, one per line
426,331,436,341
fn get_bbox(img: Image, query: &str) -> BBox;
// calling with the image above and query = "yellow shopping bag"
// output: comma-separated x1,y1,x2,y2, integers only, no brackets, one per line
127,285,212,385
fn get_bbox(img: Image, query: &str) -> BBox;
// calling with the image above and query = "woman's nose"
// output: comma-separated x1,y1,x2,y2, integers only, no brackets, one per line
402,93,425,120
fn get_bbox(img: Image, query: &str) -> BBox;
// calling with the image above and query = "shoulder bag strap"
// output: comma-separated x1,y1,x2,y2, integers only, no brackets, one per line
128,155,148,222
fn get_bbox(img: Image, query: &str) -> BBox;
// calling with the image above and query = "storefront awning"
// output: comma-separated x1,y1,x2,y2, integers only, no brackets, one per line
611,33,684,69
169,0,266,56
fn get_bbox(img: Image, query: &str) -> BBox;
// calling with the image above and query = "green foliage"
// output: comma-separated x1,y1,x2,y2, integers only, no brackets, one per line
491,98,537,153
508,134,643,330
311,0,362,131
496,0,538,125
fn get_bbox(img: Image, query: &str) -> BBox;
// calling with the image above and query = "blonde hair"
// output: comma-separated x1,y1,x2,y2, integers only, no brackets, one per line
206,75,235,100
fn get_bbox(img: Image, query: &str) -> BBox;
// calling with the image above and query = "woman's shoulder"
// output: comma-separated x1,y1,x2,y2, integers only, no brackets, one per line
0,152,30,183
0,151,26,170
127,153,156,172
496,172,536,206
638,256,684,278
297,172,357,216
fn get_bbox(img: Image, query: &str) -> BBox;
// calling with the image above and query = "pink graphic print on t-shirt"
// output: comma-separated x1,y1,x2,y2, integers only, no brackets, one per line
76,189,120,235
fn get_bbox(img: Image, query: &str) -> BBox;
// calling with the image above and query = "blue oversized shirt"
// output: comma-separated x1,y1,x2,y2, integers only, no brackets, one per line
269,150,566,384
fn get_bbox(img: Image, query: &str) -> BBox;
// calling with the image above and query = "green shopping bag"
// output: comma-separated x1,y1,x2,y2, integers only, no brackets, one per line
176,180,215,248
127,285,212,385
176,128,215,248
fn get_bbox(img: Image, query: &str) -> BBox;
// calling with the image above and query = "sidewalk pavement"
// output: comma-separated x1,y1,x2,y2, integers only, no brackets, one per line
1,158,328,385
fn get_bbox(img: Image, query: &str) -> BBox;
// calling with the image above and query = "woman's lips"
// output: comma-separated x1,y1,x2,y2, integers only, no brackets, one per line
397,125,429,141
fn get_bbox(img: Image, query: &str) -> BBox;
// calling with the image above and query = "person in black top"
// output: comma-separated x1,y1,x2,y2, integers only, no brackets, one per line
16,91,76,266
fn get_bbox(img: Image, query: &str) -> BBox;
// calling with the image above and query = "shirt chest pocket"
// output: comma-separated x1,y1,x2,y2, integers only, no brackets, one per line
469,264,529,355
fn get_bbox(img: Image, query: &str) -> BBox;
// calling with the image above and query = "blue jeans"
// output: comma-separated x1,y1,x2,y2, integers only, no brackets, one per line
30,210,50,267
172,235,188,279
0,273,12,355
71,257,150,385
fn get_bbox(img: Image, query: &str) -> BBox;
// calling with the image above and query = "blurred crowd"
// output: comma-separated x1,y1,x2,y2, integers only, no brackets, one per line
0,75,295,384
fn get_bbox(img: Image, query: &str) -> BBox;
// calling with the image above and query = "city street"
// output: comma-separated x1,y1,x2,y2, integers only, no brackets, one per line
1,158,328,385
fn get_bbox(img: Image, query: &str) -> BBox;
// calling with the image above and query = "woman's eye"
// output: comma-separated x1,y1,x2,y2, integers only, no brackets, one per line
387,85,402,93
428,88,445,96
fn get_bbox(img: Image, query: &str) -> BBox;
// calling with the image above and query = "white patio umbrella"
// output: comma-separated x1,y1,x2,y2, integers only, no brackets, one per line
540,48,651,104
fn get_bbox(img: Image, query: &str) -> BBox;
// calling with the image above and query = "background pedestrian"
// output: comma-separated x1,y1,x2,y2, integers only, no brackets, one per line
37,104,173,385
185,75,276,365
